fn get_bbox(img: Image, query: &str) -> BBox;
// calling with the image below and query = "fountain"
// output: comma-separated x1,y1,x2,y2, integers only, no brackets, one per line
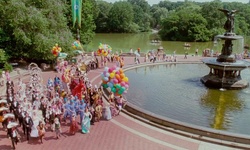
201,9,250,89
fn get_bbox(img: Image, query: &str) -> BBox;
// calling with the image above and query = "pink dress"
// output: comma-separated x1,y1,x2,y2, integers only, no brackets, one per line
5,71,10,81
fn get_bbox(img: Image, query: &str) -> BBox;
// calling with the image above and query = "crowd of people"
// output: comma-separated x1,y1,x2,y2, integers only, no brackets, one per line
0,54,127,149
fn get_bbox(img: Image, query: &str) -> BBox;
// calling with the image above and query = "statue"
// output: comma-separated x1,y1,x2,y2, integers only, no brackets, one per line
218,9,237,35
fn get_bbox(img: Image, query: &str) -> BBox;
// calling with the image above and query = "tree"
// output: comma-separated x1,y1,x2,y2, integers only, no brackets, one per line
107,1,135,33
0,0,74,62
200,0,225,37
79,0,97,44
159,5,210,42
150,6,168,28
95,1,112,33
128,0,151,32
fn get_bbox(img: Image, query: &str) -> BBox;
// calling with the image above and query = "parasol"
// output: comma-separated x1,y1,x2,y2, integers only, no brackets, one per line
3,113,15,120
0,107,9,112
0,99,7,104
73,50,83,54
7,122,19,129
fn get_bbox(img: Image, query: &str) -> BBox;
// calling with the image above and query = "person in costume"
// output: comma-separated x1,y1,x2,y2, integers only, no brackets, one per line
7,125,20,149
79,100,85,123
81,107,92,134
54,118,61,139
95,103,102,122
69,115,79,135
23,112,33,141
37,121,45,143
68,100,76,123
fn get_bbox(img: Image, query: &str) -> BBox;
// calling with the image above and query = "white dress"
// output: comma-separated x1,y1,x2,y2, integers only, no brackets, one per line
30,118,39,137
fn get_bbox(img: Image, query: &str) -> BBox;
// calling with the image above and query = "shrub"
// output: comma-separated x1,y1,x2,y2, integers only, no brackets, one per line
4,63,13,72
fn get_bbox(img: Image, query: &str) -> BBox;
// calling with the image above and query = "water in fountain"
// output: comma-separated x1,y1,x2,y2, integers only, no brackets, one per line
219,65,226,91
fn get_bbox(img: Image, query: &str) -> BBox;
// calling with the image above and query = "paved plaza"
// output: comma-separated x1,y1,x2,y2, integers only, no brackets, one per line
0,55,248,150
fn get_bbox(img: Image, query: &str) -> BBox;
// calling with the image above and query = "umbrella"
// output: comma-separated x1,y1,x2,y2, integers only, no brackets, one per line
0,99,7,104
7,122,19,129
3,113,15,120
73,50,83,54
58,52,68,59
0,107,9,112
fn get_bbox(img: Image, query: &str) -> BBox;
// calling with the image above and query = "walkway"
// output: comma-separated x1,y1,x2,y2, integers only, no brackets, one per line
0,55,247,150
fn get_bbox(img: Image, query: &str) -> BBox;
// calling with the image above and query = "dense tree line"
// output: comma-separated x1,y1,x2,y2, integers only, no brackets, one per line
0,0,250,65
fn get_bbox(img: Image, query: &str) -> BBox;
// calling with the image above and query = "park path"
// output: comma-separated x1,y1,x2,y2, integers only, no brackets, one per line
0,55,243,150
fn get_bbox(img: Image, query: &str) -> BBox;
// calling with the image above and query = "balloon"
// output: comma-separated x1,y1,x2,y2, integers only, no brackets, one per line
113,79,118,84
118,90,123,95
104,67,109,72
107,82,113,88
123,77,129,82
125,84,129,88
111,87,116,93
108,68,113,73
115,74,121,80
120,82,126,87
106,73,110,77
120,73,125,79
110,73,115,78
104,77,109,81
102,84,108,88
121,86,126,92
115,84,121,89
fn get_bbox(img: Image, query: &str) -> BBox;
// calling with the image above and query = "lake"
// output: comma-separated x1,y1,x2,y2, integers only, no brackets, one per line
85,32,250,55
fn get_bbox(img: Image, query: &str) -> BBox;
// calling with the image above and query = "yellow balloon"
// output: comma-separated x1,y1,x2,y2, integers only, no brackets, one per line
110,73,115,78
123,77,128,82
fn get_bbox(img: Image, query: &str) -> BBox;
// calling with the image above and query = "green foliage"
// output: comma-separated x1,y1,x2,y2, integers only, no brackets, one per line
4,63,13,72
0,0,74,62
95,1,112,32
150,6,168,28
79,0,97,44
128,0,151,32
108,1,135,33
159,5,211,42
0,49,8,64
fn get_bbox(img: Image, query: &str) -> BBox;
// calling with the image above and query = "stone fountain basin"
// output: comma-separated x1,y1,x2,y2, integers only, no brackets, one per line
202,58,250,71
215,35,243,40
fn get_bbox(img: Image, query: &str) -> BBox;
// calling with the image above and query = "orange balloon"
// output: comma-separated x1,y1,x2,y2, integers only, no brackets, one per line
115,74,121,81
120,73,125,79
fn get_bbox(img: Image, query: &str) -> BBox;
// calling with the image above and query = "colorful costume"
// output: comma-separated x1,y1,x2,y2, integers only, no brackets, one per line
81,112,91,134
69,116,79,135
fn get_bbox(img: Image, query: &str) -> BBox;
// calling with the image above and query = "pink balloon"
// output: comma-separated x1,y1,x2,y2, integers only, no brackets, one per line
120,82,126,86
113,79,118,84
108,68,113,73
125,84,129,88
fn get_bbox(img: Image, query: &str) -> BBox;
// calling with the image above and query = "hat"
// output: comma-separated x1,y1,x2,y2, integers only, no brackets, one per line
7,122,19,129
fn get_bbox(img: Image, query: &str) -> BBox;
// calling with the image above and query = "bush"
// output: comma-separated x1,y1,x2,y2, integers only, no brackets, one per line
4,63,13,72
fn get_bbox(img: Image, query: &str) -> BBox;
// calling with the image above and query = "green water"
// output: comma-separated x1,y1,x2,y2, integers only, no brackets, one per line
85,32,250,55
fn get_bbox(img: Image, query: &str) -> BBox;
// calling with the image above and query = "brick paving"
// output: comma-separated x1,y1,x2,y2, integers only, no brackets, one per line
0,55,244,150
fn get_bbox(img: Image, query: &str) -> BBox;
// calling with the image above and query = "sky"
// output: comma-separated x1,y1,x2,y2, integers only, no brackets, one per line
103,0,249,6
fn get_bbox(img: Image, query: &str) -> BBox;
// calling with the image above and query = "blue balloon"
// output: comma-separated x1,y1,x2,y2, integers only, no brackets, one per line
106,73,110,77
104,67,109,72
104,77,109,81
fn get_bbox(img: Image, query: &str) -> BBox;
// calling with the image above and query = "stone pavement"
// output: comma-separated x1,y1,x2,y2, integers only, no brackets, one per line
0,55,247,150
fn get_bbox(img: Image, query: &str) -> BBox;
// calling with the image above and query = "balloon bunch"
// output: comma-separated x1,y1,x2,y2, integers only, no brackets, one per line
101,66,129,95
97,43,112,57
51,43,62,57
72,40,83,50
